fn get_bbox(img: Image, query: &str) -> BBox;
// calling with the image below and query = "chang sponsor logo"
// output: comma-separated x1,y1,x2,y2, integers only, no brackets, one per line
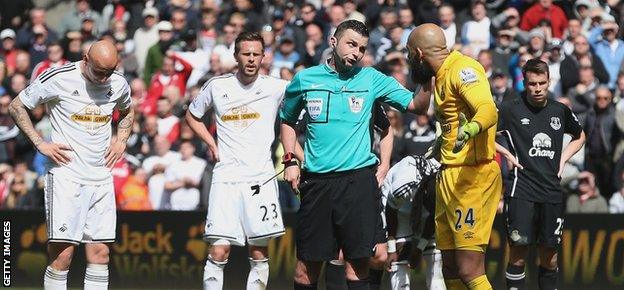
529,132,555,159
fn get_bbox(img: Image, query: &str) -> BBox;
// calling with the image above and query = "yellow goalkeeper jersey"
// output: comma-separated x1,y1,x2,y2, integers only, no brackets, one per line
434,51,498,166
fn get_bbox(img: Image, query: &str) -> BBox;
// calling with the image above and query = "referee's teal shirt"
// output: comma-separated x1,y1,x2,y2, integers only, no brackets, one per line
280,62,413,173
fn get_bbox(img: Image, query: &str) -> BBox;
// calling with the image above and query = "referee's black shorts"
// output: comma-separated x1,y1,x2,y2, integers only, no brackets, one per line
296,166,379,261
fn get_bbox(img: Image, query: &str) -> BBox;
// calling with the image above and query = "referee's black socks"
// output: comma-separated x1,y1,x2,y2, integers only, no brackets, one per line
538,266,558,290
325,262,347,290
505,263,526,290
368,269,383,290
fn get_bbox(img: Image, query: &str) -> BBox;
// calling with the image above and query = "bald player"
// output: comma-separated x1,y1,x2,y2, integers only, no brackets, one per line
405,24,501,290
9,40,133,290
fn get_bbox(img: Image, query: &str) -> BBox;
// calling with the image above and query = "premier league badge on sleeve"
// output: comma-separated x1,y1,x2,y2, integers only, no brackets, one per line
307,98,323,120
348,96,363,113
550,117,561,130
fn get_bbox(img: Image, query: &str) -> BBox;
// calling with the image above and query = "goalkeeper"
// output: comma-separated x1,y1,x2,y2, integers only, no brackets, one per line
405,23,501,290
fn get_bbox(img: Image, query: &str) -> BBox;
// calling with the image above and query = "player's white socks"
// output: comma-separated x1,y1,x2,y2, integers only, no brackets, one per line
389,261,410,290
246,257,269,290
84,263,109,290
44,266,68,290
204,255,227,290
425,250,446,290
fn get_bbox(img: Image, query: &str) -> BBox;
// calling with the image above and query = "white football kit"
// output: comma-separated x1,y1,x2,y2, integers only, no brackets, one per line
19,62,131,244
189,73,288,246
381,155,445,290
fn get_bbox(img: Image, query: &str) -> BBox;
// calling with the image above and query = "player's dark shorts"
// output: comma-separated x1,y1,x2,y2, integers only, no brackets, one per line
504,196,564,248
297,166,379,261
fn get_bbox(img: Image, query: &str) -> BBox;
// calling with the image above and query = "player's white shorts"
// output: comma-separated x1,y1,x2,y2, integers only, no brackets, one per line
44,173,116,244
203,179,285,246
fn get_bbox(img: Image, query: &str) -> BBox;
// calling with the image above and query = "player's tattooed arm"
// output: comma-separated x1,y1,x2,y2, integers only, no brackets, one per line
9,97,72,164
115,107,134,144
8,97,43,147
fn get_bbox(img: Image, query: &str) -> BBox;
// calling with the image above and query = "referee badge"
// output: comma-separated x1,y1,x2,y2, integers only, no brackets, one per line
550,117,561,130
348,96,363,113
307,98,323,120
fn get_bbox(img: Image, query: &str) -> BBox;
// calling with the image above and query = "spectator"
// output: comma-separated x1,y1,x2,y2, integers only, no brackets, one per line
57,0,104,36
119,167,152,211
15,8,59,51
546,38,565,97
573,0,597,34
461,0,491,58
2,173,32,209
325,3,348,44
439,3,459,50
170,8,189,37
478,49,494,78
211,23,237,72
296,2,323,30
491,70,516,105
13,159,36,193
143,21,174,85
398,5,416,47
146,51,192,115
520,0,568,39
31,42,68,81
414,0,441,26
62,31,84,62
403,113,436,157
142,135,181,209
101,0,130,32
128,115,159,161
344,0,365,23
585,86,621,198
156,96,181,144
164,140,206,210
174,29,211,89
526,28,547,58
491,30,516,79
26,25,53,69
562,19,583,56
0,29,18,76
560,35,609,94
302,23,328,67
614,72,624,103
588,16,624,90
198,7,218,53
133,7,160,76
0,95,18,164
566,61,600,118
271,37,300,78
567,171,609,213
375,25,404,63
9,73,27,98
368,7,396,57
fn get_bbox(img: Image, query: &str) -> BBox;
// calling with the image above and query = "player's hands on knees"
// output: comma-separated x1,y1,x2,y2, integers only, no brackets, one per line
37,142,73,165
284,165,300,194
453,112,480,153
207,143,220,162
105,140,127,168
375,163,389,187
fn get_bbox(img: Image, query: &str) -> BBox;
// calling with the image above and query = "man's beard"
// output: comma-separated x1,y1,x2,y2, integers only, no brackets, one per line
410,59,435,85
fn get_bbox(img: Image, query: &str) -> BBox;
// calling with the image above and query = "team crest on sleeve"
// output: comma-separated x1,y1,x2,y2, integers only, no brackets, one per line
307,98,323,120
459,68,478,84
550,117,561,130
348,96,364,113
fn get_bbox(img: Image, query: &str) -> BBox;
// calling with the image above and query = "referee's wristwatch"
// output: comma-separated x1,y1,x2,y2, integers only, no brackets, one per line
282,152,298,168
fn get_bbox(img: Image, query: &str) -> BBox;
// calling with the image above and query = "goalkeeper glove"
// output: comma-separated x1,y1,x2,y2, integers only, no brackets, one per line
453,112,480,153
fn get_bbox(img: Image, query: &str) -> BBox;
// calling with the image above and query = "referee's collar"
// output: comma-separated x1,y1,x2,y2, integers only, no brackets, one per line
324,58,359,78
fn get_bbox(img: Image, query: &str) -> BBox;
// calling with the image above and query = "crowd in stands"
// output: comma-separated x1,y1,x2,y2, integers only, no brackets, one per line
2,0,624,214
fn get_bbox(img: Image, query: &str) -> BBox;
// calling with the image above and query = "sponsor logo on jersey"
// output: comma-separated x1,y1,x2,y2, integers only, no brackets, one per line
107,89,114,97
521,118,530,125
463,231,475,239
529,132,555,159
220,105,261,131
71,104,111,134
348,96,363,113
550,117,561,130
307,98,323,120
459,68,478,84
71,90,80,96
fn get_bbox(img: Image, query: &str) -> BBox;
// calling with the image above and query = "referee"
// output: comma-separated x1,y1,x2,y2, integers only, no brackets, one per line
280,20,431,290
497,59,585,290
